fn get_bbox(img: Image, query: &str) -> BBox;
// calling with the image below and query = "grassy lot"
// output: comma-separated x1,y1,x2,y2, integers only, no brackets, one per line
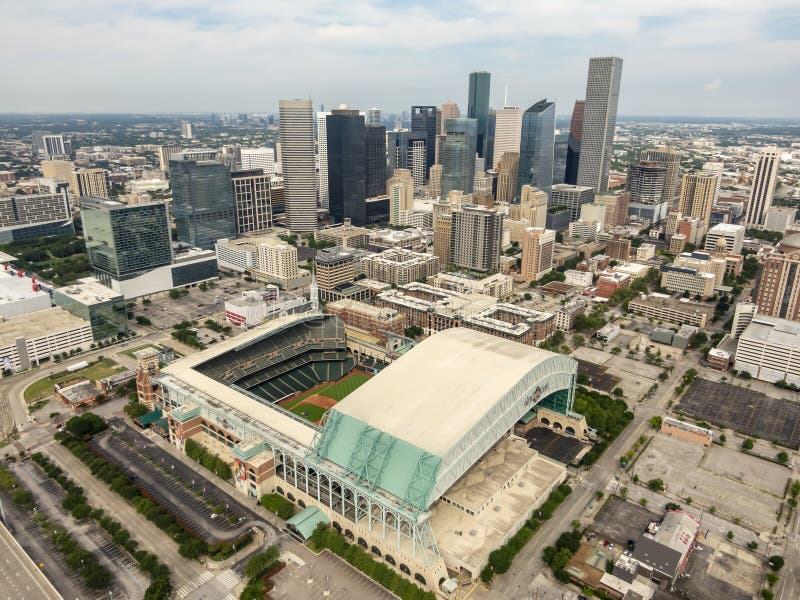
121,344,161,359
24,358,125,403
290,404,327,422
319,372,370,401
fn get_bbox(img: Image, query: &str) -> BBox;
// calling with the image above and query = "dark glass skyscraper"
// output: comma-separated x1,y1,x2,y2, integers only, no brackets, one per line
553,132,569,185
387,129,426,186
467,71,491,161
81,197,173,286
365,124,386,198
410,106,437,181
326,109,366,225
564,100,585,185
169,153,237,249
441,118,477,198
517,99,555,198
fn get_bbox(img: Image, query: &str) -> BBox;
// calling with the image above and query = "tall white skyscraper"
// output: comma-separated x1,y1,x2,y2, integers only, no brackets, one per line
316,111,331,210
745,148,781,226
577,56,623,193
493,107,523,167
240,147,276,175
702,161,724,207
279,99,318,232
180,120,193,139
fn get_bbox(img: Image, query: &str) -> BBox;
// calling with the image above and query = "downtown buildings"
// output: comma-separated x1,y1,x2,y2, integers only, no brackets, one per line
744,148,781,226
280,99,318,232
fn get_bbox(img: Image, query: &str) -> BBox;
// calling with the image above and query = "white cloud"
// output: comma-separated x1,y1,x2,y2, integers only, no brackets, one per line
703,79,722,92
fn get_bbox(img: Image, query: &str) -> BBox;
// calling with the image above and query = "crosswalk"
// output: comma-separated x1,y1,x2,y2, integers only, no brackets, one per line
216,569,240,589
176,571,214,598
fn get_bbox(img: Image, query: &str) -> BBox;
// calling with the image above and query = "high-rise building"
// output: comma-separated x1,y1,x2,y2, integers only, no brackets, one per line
704,223,745,255
240,147,276,175
606,236,631,261
745,148,781,226
169,152,237,249
517,99,555,198
37,133,67,158
701,161,724,207
157,144,182,173
493,107,523,167
279,99,318,232
365,125,387,198
411,106,437,181
316,111,331,210
678,173,718,226
553,132,569,186
72,168,109,199
467,71,491,161
387,169,414,225
520,227,555,282
564,100,585,185
595,192,630,228
366,108,382,127
387,129,427,188
180,121,193,139
81,197,173,286
257,242,299,281
326,109,366,226
432,200,453,266
441,118,478,198
0,189,74,242
41,160,73,183
627,161,668,223
754,234,800,321
439,101,460,134
731,301,758,338
577,57,623,193
231,170,273,234
450,204,503,274
495,152,520,205
517,185,548,228
428,164,442,199
550,184,595,223
640,148,682,205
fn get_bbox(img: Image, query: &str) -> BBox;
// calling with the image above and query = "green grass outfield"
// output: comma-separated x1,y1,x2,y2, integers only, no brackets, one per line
318,372,370,401
24,358,125,403
290,404,327,423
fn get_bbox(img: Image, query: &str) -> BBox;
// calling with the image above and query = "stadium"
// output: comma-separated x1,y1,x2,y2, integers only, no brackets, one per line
157,312,580,594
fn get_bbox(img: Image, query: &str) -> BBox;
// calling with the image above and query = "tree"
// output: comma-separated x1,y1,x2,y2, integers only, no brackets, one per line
612,387,624,398
647,478,665,492
768,555,785,571
726,531,734,540
649,416,662,429
777,451,789,464
741,438,754,451
572,334,585,347
639,498,648,506
245,545,280,579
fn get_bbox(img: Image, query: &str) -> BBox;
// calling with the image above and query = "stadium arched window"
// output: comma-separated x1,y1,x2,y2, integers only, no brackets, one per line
344,529,354,540
371,546,381,557
400,564,411,575
357,537,368,548
553,421,563,429
385,555,396,565
540,417,550,425
332,522,341,532
276,486,284,495
287,493,295,501
298,499,306,508
566,426,576,435
415,573,426,585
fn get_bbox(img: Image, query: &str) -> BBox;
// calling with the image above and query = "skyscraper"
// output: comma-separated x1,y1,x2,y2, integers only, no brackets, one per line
240,147,276,175
428,164,442,199
495,152,519,206
440,101,460,134
450,204,503,273
366,108,382,126
365,124,387,198
468,71,491,161
279,99,318,232
564,100,584,185
387,169,414,225
180,121,193,139
626,161,668,223
640,147,682,205
550,184,595,223
231,169,273,234
169,152,237,249
754,235,800,321
745,148,781,226
678,173,718,226
440,118,478,198
81,197,173,286
702,161,724,207
553,132,569,186
387,129,427,188
577,57,623,193
517,99,555,198
72,168,109,199
493,107,522,167
157,144,182,173
411,106,437,181
520,227,556,282
316,111,331,210
326,109,366,226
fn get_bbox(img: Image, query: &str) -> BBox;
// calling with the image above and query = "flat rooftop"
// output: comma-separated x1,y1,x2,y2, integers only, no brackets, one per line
0,307,89,347
333,327,566,458
740,314,800,346
0,270,51,303
55,277,123,303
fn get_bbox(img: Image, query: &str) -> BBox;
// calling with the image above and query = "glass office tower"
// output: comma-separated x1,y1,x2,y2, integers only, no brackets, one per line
517,99,555,198
326,109,367,225
468,71,491,162
440,118,478,199
411,105,437,181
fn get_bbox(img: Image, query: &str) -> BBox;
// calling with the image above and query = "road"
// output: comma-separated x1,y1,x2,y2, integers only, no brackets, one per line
776,486,800,600
0,518,62,600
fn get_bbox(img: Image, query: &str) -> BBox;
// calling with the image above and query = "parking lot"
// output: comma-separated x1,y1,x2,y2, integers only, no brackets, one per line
678,378,800,448
524,427,586,464
572,346,663,400
677,538,760,600
591,495,661,546
90,418,272,545
632,433,787,531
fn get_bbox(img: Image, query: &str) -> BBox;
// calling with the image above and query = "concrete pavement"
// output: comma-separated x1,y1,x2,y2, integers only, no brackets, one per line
0,519,62,600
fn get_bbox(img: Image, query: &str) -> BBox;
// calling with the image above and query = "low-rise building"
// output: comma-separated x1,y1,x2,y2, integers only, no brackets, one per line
224,289,312,327
660,265,716,299
315,220,371,249
635,243,656,262
554,300,586,332
427,272,513,299
661,417,713,446
706,348,730,371
462,303,555,346
734,315,800,385
55,379,104,411
325,299,406,341
630,511,701,585
596,270,631,299
628,293,714,328
368,228,426,253
53,277,128,340
0,268,53,319
564,269,594,288
362,249,440,286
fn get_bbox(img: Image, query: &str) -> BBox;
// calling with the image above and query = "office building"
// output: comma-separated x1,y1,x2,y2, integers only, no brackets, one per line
564,100,584,185
636,243,656,262
520,227,555,282
660,264,716,298
678,173,718,225
553,132,568,186
641,148,682,204
326,109,366,225
450,204,503,273
595,192,629,228
53,277,128,340
157,144,182,173
428,164,442,199
577,57,623,193
365,124,387,198
257,242,298,281
316,111,331,210
41,160,73,187
627,161,668,223
362,249,440,286
745,148,781,226
231,170,273,234
550,184,595,222
180,121,193,139
495,152,519,205
169,152,237,249
34,133,67,158
387,169,414,225
72,168,109,199
517,99,555,198
441,118,478,198
240,147,276,175
387,129,427,188
81,197,173,283
735,315,800,385
754,234,800,321
440,101,460,133
628,293,715,328
704,223,745,255
411,106,437,180
433,201,453,266
732,301,758,338
0,189,74,243
701,161,724,206
280,99,318,231
606,236,631,261
493,107,523,166
366,108,381,126
428,272,513,299
314,248,372,301
468,71,491,163
764,207,797,233
515,185,548,228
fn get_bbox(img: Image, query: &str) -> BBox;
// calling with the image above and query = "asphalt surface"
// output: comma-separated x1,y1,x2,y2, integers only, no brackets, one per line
0,519,61,600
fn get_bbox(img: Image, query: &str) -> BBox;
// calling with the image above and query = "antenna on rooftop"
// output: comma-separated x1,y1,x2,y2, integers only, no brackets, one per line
504,86,508,107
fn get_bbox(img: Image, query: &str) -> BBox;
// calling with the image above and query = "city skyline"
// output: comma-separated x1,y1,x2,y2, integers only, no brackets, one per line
2,1,799,118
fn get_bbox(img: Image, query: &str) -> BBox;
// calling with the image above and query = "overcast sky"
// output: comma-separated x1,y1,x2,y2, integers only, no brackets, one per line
2,1,799,118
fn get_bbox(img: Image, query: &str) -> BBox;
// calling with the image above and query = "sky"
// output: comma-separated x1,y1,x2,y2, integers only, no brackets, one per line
2,0,799,118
